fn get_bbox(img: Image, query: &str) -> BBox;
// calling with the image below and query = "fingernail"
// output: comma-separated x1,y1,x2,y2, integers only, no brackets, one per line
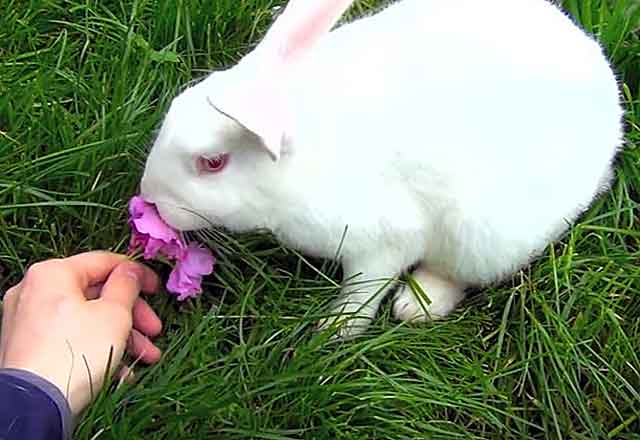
126,268,141,284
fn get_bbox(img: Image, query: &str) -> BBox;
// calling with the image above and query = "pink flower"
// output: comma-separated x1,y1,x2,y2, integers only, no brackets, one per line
167,243,215,301
127,196,215,300
128,196,183,259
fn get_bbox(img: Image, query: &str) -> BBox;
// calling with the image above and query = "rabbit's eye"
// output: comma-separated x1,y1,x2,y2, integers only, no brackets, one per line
198,154,229,174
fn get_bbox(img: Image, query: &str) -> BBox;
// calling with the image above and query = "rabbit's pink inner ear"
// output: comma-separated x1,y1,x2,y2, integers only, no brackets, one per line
218,0,355,159
262,0,355,64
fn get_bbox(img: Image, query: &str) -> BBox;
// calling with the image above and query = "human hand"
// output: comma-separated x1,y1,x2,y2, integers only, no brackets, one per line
0,252,163,416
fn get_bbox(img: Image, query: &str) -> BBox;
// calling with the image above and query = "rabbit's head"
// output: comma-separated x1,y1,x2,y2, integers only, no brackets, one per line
141,0,353,231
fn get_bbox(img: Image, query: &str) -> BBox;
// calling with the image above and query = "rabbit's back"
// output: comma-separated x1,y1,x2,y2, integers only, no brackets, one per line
285,0,622,283
295,0,621,160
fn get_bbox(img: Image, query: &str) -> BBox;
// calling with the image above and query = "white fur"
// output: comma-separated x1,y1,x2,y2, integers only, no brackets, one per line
392,268,466,322
141,0,623,337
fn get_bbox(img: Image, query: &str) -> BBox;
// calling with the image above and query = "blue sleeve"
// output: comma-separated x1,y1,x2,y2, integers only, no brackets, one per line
0,368,73,440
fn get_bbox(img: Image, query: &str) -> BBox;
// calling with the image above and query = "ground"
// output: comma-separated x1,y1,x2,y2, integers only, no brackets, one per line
1,0,639,438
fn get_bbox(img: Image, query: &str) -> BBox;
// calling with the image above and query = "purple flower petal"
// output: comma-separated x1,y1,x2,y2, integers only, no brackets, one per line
129,196,181,243
162,242,185,260
128,196,184,259
165,244,215,300
167,263,203,301
133,209,180,243
128,195,147,219
181,243,215,276
128,195,215,300
143,237,170,260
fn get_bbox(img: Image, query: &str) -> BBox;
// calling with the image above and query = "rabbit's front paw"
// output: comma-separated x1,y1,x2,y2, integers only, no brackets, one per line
392,268,465,322
317,314,372,339
317,300,376,339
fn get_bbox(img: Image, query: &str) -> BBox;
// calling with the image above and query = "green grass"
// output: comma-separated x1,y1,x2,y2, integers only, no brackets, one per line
1,0,639,438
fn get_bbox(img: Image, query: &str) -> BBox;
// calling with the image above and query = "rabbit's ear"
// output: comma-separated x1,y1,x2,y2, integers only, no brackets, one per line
210,1,354,161
209,79,287,161
258,0,355,64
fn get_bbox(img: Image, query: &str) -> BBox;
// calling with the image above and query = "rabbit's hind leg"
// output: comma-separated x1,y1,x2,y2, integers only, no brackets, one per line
392,266,466,322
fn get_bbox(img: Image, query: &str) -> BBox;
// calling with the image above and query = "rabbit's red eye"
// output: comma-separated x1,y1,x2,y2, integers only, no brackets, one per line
198,154,229,174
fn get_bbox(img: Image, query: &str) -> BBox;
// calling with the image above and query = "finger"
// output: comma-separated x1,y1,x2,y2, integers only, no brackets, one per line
0,285,20,335
100,262,144,311
87,270,158,302
137,264,161,295
116,365,136,386
1,284,19,314
0,286,19,364
132,298,162,338
85,283,104,300
127,329,162,364
63,251,129,290
22,253,158,301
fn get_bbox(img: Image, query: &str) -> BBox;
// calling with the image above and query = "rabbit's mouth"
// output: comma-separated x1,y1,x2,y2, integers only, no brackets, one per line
153,201,211,232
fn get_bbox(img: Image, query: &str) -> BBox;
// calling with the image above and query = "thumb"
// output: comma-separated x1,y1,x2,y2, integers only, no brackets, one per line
99,262,144,311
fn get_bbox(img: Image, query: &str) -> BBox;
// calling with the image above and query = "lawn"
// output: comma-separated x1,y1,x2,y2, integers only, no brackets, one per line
1,0,639,438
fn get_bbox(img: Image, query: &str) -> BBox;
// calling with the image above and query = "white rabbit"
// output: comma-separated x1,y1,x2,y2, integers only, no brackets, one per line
140,0,623,337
